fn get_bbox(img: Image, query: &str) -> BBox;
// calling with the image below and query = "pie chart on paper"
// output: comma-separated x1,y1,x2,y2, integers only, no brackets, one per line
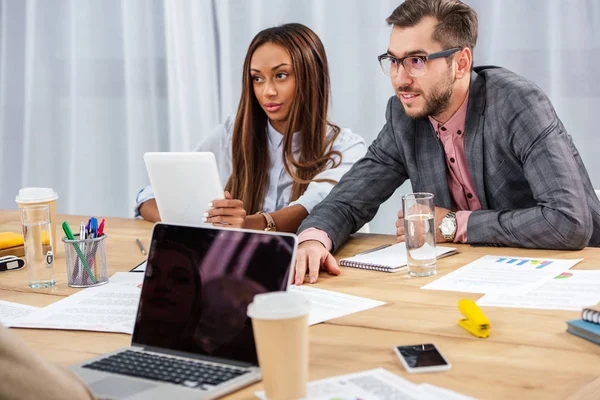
554,272,573,279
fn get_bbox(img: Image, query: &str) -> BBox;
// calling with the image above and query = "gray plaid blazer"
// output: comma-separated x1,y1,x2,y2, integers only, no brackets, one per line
298,66,600,251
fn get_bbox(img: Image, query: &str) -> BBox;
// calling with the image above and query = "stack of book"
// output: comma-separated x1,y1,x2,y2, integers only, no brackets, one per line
567,304,600,345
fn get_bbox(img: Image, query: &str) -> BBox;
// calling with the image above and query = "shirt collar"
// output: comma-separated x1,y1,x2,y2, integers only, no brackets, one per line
428,91,469,136
267,121,283,149
267,121,301,152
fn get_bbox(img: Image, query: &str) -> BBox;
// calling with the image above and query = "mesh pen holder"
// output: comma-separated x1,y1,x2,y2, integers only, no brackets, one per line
62,234,109,287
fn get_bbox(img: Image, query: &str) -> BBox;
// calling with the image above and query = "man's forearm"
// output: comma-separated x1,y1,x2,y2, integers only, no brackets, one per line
139,199,161,222
467,207,592,249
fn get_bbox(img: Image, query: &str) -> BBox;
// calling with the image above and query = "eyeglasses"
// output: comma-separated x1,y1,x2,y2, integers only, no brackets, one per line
378,47,462,77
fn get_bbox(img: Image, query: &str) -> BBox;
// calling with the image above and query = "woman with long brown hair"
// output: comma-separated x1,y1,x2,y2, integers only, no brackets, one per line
136,23,365,232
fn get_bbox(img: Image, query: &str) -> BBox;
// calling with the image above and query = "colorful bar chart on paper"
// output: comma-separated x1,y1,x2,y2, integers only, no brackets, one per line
495,257,553,269
422,255,583,296
477,270,600,311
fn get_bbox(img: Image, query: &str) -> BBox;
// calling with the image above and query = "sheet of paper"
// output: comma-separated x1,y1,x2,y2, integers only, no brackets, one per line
130,260,146,272
421,255,582,295
255,368,470,400
477,269,600,311
289,285,385,325
7,272,143,334
418,383,475,400
0,300,39,325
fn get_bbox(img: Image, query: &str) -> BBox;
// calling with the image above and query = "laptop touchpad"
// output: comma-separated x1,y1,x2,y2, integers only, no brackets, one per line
90,377,156,398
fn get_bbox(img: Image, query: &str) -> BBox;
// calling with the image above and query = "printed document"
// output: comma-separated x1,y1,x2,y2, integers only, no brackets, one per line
421,255,582,295
255,368,474,400
5,273,383,333
289,285,385,325
128,263,383,325
477,269,600,311
0,300,39,325
7,272,143,334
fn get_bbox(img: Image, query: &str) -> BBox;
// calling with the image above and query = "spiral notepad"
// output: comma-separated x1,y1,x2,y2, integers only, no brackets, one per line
582,304,600,324
339,243,457,273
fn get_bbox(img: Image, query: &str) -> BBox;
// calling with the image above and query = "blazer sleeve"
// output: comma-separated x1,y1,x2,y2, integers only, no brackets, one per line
466,85,592,249
297,97,409,252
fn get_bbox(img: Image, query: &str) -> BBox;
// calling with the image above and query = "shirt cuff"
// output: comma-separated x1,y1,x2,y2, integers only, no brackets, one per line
134,186,155,219
454,211,471,243
298,228,333,251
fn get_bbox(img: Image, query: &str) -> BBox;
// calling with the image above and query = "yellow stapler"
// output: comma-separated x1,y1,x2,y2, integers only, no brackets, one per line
458,298,491,338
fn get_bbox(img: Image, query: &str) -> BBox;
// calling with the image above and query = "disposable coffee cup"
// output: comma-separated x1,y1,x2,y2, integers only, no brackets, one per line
16,188,59,251
247,291,310,400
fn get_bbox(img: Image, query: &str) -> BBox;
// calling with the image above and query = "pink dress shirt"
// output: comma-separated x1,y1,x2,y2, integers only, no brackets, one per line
428,92,481,242
299,93,481,249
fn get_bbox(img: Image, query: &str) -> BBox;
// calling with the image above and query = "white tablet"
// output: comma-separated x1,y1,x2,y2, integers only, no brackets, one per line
143,152,224,226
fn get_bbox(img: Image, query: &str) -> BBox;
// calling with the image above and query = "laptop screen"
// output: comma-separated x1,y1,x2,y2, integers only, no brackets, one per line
132,224,296,365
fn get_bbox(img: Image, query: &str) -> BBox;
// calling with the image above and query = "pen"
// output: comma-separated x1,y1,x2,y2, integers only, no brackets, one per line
136,238,147,256
97,218,105,236
355,243,392,256
62,221,97,284
79,222,86,254
90,217,98,239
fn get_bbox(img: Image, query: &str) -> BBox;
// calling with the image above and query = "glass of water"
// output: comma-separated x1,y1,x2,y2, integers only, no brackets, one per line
402,193,436,277
20,204,56,288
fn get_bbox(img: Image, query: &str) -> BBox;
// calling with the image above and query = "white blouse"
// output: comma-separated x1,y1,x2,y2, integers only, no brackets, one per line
135,117,366,217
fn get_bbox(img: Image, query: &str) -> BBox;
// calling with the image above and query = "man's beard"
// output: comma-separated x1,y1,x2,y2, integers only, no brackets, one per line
397,69,454,119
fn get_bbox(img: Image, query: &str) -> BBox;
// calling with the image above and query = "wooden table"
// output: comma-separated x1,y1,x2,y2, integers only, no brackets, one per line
1,210,599,399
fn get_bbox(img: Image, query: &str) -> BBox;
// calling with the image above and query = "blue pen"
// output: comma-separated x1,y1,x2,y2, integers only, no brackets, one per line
90,217,98,238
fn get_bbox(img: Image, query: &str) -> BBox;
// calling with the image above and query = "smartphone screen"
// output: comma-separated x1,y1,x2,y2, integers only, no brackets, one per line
395,344,449,369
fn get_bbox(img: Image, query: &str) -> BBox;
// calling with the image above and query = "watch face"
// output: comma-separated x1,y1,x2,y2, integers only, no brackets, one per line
441,218,456,235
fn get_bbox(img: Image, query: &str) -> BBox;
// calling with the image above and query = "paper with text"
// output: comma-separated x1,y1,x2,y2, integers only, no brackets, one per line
7,272,143,334
0,300,39,325
289,286,385,325
255,368,473,400
421,255,582,295
477,269,600,311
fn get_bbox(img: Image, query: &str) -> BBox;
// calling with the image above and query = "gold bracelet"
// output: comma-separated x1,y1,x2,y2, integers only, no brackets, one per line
257,211,276,231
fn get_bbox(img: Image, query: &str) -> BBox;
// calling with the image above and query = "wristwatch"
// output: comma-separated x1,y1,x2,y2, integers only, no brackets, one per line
439,211,457,242
257,211,276,231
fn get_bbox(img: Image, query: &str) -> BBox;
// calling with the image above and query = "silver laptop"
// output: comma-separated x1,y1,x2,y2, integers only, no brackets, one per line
143,152,224,226
73,223,297,399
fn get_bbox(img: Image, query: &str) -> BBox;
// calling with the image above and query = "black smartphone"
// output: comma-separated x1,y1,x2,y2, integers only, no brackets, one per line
394,343,451,373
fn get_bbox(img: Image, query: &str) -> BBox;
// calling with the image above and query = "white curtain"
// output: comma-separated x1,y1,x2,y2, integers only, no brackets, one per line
1,0,599,234
0,0,168,218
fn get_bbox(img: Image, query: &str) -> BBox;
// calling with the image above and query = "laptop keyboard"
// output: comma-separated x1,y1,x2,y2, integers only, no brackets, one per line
83,350,250,389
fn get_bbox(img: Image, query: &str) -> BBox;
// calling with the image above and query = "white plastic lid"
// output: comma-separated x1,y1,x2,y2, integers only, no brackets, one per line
247,291,310,320
15,187,58,203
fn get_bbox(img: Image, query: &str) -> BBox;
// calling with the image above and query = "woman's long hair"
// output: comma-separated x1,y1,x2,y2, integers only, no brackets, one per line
225,23,342,214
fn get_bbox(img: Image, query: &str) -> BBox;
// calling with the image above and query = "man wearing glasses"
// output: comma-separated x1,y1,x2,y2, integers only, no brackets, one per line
292,0,600,285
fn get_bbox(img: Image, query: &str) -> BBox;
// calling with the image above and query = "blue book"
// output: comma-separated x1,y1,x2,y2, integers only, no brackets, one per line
566,319,600,345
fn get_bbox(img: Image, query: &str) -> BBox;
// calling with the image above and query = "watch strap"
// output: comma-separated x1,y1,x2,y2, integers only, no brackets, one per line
257,211,276,231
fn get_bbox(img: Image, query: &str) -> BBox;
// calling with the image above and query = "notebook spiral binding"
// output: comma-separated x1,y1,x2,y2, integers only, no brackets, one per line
582,308,600,324
339,260,395,273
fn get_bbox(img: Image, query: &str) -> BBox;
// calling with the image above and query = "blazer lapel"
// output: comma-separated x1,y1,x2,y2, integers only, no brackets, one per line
415,119,452,209
464,71,489,209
